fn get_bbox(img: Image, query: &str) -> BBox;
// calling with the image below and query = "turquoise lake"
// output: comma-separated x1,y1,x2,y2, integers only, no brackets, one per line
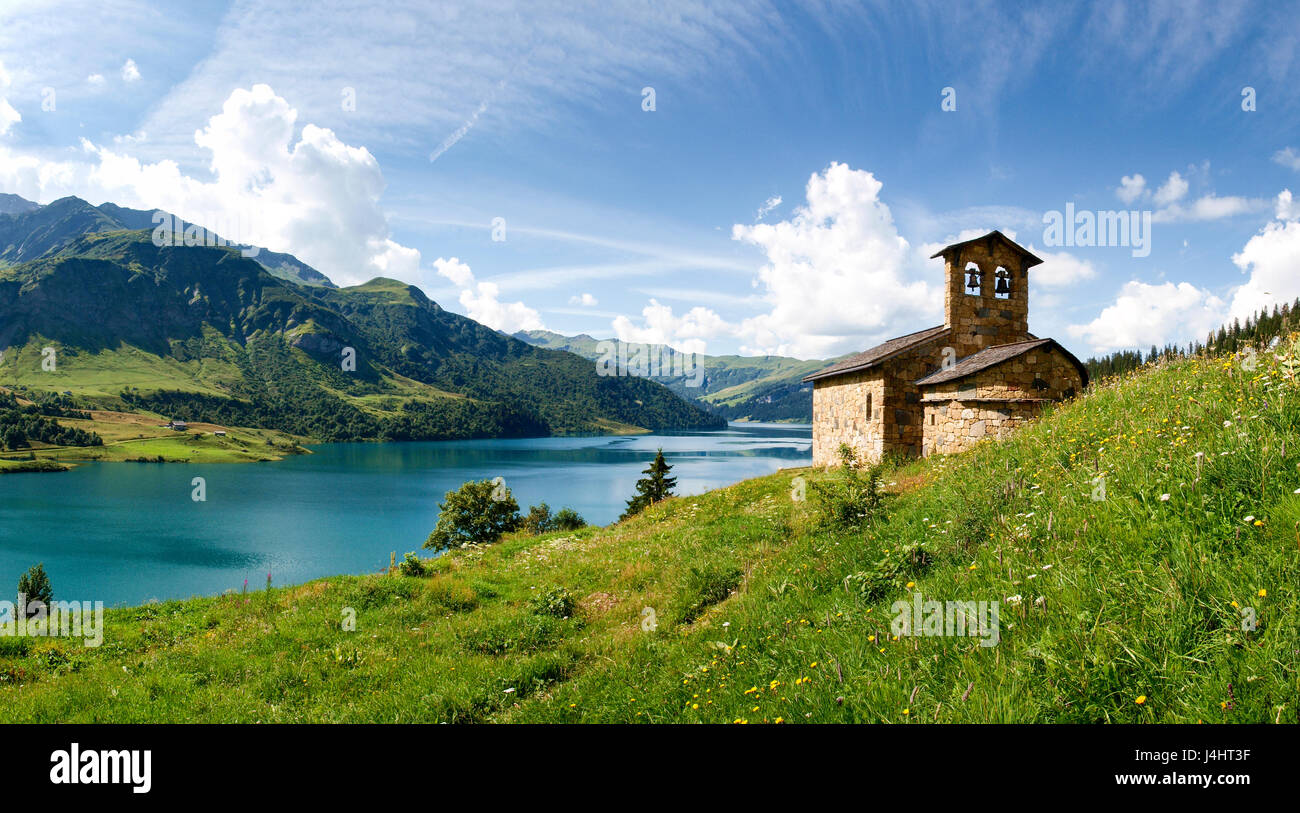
0,422,810,606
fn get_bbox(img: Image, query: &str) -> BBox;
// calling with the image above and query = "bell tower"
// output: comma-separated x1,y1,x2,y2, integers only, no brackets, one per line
932,230,1041,359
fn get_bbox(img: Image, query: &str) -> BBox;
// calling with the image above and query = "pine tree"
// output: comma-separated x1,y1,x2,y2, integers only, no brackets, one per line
620,449,676,520
17,563,52,619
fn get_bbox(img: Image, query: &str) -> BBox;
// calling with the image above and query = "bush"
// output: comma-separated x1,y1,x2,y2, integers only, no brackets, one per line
398,552,426,577
521,503,553,535
529,587,576,618
425,479,521,551
17,564,52,619
552,508,586,531
810,443,884,530
521,503,587,535
674,564,743,625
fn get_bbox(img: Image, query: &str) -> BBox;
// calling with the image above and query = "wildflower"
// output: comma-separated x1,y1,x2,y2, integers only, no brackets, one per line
1159,493,1170,502
1258,589,1267,597
902,708,910,716
905,581,915,589
1006,595,1023,606
1244,515,1255,523
1135,695,1146,705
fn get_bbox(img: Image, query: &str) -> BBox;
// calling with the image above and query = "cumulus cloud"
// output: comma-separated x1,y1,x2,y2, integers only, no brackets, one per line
0,60,19,136
1272,147,1300,171
1030,249,1098,287
434,257,543,333
1229,216,1300,321
569,293,598,306
1117,174,1146,204
0,83,420,286
1152,171,1188,206
87,73,105,86
1067,281,1227,354
731,162,934,358
611,299,731,355
1274,189,1300,220
121,58,141,82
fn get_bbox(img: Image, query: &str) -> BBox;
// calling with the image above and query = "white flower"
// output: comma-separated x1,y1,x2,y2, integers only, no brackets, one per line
504,687,516,694
1005,595,1023,606
1223,420,1232,427
1244,515,1256,523
1159,493,1170,502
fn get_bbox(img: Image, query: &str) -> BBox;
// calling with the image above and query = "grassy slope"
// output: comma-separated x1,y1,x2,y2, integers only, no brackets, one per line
1,340,1296,722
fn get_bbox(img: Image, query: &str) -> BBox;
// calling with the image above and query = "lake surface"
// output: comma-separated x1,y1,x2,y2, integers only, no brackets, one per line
0,422,810,606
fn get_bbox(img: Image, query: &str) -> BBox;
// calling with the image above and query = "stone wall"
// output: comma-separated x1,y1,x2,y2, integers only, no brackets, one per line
879,332,950,458
919,345,1086,456
920,398,1045,456
810,369,885,467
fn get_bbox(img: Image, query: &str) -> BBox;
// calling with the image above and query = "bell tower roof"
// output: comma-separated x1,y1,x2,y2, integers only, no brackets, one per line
929,230,1044,268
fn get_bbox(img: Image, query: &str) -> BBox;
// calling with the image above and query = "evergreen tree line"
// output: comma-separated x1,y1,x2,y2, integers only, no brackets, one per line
0,391,102,451
1083,297,1300,381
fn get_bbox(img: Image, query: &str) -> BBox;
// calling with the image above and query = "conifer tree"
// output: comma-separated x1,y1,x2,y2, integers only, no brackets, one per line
620,449,676,520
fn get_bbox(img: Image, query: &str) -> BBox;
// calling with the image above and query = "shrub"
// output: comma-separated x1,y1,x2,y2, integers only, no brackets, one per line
425,479,521,551
398,552,426,577
529,587,576,618
17,564,52,619
458,615,565,656
810,443,883,530
551,508,586,531
521,503,586,535
521,503,553,535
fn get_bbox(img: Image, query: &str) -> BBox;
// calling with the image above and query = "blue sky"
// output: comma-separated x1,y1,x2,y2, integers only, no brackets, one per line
3,0,1300,360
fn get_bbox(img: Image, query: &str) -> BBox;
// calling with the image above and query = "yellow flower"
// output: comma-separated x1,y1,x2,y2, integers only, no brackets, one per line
867,634,876,642
1258,589,1267,597
691,703,699,710
774,717,784,724
810,661,818,668
906,581,915,589
1231,600,1240,608
902,708,910,715
1135,695,1147,705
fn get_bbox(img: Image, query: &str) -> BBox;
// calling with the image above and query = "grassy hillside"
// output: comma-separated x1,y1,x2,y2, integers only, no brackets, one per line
1,337,1296,722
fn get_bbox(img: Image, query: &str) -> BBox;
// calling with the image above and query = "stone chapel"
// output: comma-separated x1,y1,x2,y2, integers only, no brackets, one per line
803,230,1088,467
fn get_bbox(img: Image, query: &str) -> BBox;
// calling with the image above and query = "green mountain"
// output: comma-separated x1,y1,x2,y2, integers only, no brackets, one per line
0,200,724,440
0,194,334,287
514,329,843,422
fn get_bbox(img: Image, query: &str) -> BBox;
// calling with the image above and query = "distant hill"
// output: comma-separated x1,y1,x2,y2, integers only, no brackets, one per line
0,205,724,440
0,195,335,288
514,329,844,422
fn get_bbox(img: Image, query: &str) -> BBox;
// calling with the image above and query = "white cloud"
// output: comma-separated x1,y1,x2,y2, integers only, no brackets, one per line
755,194,782,221
611,299,730,355
1153,194,1262,223
434,257,543,333
1274,189,1300,220
731,162,935,358
1153,171,1188,206
0,84,420,286
1117,174,1147,204
1229,217,1300,321
1029,249,1098,288
569,292,598,306
0,60,18,137
1272,147,1300,171
1067,281,1226,354
121,58,141,82
87,73,105,86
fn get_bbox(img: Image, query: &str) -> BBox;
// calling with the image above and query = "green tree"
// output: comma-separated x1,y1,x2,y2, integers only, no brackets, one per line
17,563,52,619
424,479,520,551
620,449,677,520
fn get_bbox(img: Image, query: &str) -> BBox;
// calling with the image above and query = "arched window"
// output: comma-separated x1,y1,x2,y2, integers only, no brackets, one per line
993,266,1012,299
864,392,872,421
964,262,982,296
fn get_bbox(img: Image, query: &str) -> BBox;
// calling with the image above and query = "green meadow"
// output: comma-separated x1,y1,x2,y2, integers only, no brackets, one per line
0,337,1296,723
